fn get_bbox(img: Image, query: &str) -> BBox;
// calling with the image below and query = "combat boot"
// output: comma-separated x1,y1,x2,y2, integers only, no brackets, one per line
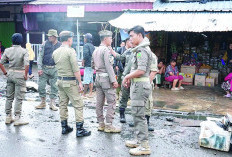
35,97,46,109
104,123,121,133
97,122,105,131
129,141,151,156
145,115,154,131
119,108,126,123
49,99,58,111
76,122,91,137
125,139,140,148
61,120,73,134
5,114,14,124
14,115,29,126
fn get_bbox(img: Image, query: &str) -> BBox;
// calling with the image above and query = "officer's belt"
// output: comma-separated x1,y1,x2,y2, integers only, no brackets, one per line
132,77,149,82
9,69,24,72
44,65,55,68
58,76,76,80
96,73,109,77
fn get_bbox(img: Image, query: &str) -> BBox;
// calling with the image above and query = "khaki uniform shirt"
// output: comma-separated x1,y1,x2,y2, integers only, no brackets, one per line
52,45,79,77
130,46,152,77
92,44,116,83
0,45,29,70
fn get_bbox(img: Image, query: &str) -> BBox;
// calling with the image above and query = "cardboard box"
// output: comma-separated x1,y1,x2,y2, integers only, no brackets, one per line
195,74,206,86
209,72,220,84
182,77,193,85
206,78,215,87
199,68,211,74
181,65,196,74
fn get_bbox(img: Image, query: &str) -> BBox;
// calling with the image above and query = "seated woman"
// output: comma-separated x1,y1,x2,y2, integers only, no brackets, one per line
222,73,232,98
154,59,166,89
165,59,184,91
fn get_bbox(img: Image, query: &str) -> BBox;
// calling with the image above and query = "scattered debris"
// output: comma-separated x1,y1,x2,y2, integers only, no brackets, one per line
26,81,38,92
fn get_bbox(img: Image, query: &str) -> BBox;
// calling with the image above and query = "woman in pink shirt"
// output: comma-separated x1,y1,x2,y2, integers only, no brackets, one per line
165,59,184,91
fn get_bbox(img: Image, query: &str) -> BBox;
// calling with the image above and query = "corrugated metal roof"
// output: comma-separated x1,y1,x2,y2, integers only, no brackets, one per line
109,11,232,32
153,1,232,12
29,0,155,5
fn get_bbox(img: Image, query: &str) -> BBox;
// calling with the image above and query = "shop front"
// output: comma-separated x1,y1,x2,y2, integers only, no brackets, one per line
109,1,232,87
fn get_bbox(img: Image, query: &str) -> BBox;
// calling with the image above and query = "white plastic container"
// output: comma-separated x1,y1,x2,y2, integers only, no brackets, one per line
199,121,231,152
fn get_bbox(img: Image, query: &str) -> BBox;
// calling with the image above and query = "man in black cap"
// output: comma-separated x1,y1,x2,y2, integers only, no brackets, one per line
0,33,29,126
82,33,95,97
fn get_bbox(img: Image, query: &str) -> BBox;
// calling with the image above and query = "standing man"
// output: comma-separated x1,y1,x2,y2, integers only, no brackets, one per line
92,30,121,133
122,26,152,155
82,33,95,97
36,29,61,111
110,38,133,123
111,37,156,132
53,31,91,137
0,33,29,126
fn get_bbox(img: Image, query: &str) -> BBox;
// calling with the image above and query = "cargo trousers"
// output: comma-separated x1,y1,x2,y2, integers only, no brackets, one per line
38,66,58,99
95,75,116,124
5,71,27,116
130,81,152,142
145,83,154,116
57,80,84,122
119,82,153,117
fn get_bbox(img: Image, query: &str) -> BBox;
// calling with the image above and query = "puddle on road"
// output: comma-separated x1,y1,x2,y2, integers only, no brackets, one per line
154,101,166,108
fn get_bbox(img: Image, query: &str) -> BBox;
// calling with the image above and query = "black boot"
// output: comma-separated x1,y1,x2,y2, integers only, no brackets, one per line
119,108,126,123
76,122,91,137
145,115,154,131
61,120,73,134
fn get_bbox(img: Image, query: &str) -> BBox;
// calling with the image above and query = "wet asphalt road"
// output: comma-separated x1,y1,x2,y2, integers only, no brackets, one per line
0,97,231,157
0,75,231,157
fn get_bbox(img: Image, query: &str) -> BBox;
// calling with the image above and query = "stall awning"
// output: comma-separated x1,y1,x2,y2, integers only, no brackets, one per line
109,11,232,32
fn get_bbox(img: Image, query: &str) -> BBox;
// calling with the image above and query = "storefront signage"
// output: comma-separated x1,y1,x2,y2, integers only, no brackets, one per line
67,5,85,17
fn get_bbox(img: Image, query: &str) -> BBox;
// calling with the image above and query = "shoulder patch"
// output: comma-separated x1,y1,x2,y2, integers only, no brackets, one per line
137,52,142,58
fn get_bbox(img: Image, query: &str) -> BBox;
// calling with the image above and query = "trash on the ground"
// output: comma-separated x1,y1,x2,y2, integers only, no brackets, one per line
26,81,38,92
166,117,174,122
199,114,232,152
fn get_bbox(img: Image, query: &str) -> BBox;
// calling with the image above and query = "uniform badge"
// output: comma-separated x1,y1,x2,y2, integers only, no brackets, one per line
137,52,142,58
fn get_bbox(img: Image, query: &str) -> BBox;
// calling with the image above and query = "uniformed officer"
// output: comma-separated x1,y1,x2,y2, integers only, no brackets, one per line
122,26,152,156
0,33,29,126
110,38,132,123
36,29,61,111
111,37,157,132
92,30,121,133
52,31,91,137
